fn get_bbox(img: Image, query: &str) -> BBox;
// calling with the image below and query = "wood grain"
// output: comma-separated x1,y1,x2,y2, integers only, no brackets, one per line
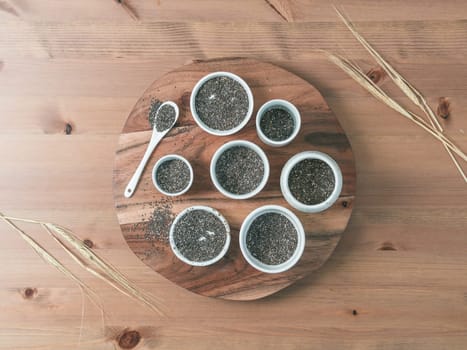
1,0,467,349
2,20,466,63
3,0,467,22
112,58,356,300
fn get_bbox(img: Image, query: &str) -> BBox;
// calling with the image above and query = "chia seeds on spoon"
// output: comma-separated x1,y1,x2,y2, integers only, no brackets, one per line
156,159,190,194
195,76,249,131
148,99,163,127
246,212,298,265
260,107,295,141
155,104,176,132
288,159,335,205
172,209,227,262
215,146,264,195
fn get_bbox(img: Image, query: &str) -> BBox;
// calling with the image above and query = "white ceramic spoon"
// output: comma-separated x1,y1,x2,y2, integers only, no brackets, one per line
124,101,179,198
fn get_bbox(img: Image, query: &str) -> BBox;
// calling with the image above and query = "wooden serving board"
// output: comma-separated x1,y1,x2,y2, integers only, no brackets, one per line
112,58,356,300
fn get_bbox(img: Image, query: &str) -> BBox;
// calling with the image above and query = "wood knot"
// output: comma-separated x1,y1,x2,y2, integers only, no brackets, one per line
378,241,397,251
366,66,387,85
118,330,141,349
22,287,37,299
83,239,94,248
64,123,73,135
352,309,358,316
437,97,451,119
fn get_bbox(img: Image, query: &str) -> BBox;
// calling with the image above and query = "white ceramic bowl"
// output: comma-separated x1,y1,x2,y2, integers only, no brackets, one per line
280,151,343,213
190,71,254,136
210,140,270,200
239,205,305,274
256,99,301,147
169,205,231,267
152,154,193,197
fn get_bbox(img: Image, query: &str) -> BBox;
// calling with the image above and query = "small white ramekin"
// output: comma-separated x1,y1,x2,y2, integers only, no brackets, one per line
152,154,193,197
210,140,270,200
256,99,301,147
190,71,254,136
239,205,305,274
169,205,231,267
280,151,343,213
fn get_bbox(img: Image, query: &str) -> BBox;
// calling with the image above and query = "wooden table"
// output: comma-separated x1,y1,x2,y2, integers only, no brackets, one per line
1,1,466,349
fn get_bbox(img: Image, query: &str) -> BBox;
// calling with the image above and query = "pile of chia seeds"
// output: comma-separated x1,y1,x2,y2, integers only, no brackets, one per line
155,104,177,132
288,159,335,205
145,199,175,242
246,212,298,265
172,209,227,262
215,146,264,195
260,107,295,141
195,76,249,131
156,159,190,194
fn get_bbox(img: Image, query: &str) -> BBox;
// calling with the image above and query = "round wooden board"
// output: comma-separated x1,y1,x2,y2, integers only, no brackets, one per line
113,58,356,300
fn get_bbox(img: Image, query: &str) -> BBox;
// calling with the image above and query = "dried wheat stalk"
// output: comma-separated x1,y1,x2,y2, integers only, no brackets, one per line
0,213,164,316
113,0,138,20
41,224,155,314
325,53,466,162
45,222,165,315
0,214,103,311
331,8,466,181
334,7,443,129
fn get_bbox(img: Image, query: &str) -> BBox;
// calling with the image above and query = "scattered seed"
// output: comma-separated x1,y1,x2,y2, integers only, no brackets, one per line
156,159,190,194
260,108,295,141
288,159,335,205
172,209,227,262
215,146,264,195
145,199,174,242
246,212,298,265
64,123,73,135
195,76,249,131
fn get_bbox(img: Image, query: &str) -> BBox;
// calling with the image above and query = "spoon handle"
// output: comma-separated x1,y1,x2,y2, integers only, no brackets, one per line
124,131,165,198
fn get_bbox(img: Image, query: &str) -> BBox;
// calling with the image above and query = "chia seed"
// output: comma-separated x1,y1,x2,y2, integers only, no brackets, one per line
144,198,175,242
246,212,298,265
195,76,249,131
156,159,190,194
155,104,176,132
148,99,163,127
215,146,264,195
260,107,295,141
172,209,227,262
288,159,335,205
